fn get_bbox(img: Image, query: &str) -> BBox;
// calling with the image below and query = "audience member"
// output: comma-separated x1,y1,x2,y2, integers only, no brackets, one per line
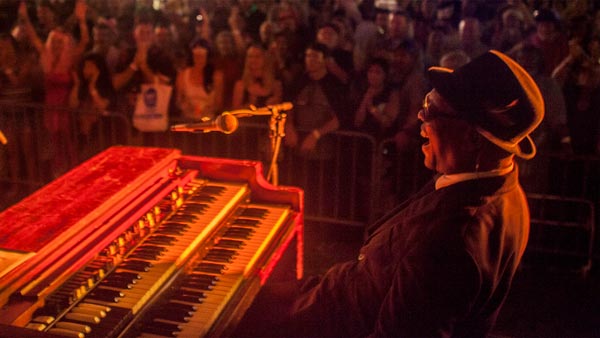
69,52,117,157
272,1,312,66
512,45,567,153
316,23,354,84
423,26,451,69
439,49,471,69
237,0,267,43
511,8,569,76
232,43,282,109
412,0,440,50
1,0,597,204
352,57,400,140
213,30,245,110
552,37,600,155
19,0,89,177
384,40,427,152
375,10,414,54
458,17,490,59
90,18,120,73
0,33,40,189
175,38,224,122
490,5,531,52
268,31,303,89
284,43,345,157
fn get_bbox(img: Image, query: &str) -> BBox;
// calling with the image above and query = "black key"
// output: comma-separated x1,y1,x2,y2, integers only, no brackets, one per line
121,260,153,272
110,271,141,281
137,245,167,253
208,248,236,255
152,307,192,323
240,207,268,218
143,321,180,337
189,273,219,283
195,263,226,274
189,195,216,203
204,255,232,263
155,228,184,236
164,302,197,312
160,222,189,229
182,280,214,291
199,185,226,194
171,294,205,304
232,218,261,227
183,276,216,288
101,278,133,289
146,235,176,245
88,288,123,303
180,203,208,213
215,239,244,249
173,289,206,300
169,214,198,222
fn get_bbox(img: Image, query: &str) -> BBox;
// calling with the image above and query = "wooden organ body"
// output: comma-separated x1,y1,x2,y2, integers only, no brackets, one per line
0,146,303,337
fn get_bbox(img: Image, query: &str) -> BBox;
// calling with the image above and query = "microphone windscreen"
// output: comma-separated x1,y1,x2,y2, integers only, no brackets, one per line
218,113,239,134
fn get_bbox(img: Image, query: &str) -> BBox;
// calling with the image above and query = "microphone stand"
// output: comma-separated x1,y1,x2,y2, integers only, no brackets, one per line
266,107,287,186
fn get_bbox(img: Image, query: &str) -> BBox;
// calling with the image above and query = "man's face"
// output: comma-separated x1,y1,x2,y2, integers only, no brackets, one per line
316,26,339,49
304,48,325,74
536,21,556,41
388,13,410,39
418,90,474,174
459,19,480,45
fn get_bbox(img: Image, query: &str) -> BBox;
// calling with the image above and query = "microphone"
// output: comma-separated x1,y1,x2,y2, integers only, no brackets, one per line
171,113,239,134
229,102,294,117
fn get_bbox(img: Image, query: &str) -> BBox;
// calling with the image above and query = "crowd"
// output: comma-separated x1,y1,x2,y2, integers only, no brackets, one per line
0,0,599,183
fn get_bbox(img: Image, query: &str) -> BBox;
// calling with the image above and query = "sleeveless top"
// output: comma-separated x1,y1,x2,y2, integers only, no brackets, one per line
179,68,214,120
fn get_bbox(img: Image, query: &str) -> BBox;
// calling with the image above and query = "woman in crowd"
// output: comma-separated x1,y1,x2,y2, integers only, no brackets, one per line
175,38,224,122
213,30,245,110
232,43,282,109
19,0,89,177
69,52,116,157
232,43,283,164
0,33,40,189
352,57,400,140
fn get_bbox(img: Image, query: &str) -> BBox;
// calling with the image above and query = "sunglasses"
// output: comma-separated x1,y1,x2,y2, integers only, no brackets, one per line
420,94,462,122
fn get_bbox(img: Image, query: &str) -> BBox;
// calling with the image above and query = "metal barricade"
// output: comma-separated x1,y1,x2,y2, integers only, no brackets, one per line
0,103,132,209
524,193,596,278
139,120,380,227
1,105,382,226
374,138,433,219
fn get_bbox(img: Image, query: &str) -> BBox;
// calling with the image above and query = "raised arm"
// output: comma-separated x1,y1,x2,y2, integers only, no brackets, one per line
18,1,44,55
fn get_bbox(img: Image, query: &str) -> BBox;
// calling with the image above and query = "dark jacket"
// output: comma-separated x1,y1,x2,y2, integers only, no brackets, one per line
287,167,529,337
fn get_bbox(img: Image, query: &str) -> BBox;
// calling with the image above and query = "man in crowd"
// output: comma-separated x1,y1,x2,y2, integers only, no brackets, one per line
236,49,544,337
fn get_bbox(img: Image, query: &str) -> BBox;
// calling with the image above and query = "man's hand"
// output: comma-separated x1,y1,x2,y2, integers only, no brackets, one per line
300,133,318,154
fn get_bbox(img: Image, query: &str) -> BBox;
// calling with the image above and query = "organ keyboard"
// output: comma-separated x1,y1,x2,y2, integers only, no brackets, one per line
0,146,303,338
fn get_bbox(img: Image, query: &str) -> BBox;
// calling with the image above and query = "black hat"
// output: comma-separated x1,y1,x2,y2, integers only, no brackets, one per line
533,8,560,24
427,50,544,159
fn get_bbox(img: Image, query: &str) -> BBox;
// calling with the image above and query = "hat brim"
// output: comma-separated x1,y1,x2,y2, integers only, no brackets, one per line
476,127,537,159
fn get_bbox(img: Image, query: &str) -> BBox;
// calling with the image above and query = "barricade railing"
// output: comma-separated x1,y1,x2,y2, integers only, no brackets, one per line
139,118,380,227
2,103,599,250
0,103,131,207
524,193,596,278
1,105,380,226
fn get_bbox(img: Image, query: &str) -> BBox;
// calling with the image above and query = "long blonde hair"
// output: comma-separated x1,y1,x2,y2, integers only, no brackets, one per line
241,43,276,93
